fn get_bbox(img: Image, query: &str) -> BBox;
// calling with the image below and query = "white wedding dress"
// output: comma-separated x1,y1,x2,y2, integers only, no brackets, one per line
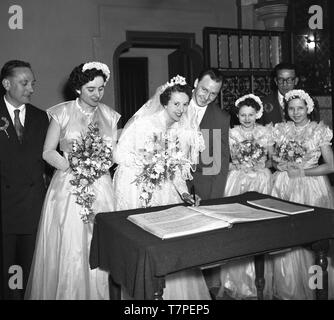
113,110,210,300
25,100,120,300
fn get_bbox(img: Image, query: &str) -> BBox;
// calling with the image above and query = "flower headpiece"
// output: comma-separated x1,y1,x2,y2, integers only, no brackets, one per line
284,89,314,114
82,61,111,82
161,75,187,91
235,93,263,119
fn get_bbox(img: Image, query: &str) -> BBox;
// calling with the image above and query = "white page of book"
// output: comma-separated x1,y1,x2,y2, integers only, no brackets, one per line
190,203,284,223
247,198,314,215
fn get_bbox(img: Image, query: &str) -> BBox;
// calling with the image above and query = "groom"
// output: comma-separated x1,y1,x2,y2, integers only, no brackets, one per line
0,60,49,299
187,68,230,201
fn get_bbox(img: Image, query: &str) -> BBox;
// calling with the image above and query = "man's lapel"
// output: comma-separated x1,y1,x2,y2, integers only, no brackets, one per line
199,103,212,129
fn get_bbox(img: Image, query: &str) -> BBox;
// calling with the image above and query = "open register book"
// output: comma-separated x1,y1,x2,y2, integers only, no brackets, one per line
247,198,314,215
127,203,285,239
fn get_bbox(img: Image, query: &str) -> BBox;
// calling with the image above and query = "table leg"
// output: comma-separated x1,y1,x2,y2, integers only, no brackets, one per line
109,274,121,300
254,254,265,300
311,240,329,300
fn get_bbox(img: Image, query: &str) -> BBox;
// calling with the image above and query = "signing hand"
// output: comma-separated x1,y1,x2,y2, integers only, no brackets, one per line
182,192,201,207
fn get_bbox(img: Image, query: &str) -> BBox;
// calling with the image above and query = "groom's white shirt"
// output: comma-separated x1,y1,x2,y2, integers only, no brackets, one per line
4,96,26,126
188,98,207,127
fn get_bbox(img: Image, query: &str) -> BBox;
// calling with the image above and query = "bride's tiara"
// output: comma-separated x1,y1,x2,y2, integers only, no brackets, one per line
82,61,110,82
161,75,187,91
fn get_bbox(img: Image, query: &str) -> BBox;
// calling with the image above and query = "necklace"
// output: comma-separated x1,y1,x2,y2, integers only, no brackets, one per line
240,125,255,139
76,99,97,117
294,120,310,132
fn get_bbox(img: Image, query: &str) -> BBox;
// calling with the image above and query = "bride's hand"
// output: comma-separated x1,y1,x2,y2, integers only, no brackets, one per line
182,192,201,206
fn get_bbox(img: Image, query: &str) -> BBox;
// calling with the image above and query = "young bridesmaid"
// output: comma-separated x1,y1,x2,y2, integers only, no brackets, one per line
271,89,334,299
217,93,274,299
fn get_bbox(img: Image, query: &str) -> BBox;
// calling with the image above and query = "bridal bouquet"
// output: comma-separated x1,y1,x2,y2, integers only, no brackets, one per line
231,139,266,169
273,140,306,165
68,122,113,223
134,132,191,208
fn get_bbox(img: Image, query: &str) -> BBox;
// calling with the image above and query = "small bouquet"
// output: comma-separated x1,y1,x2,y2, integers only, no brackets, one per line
134,132,191,208
273,140,306,165
68,122,113,223
231,139,266,169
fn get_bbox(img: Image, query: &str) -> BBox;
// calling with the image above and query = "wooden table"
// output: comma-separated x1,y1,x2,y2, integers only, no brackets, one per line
89,192,334,300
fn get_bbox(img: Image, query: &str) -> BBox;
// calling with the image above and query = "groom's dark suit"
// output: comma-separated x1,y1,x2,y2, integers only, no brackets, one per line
0,97,49,298
190,101,230,200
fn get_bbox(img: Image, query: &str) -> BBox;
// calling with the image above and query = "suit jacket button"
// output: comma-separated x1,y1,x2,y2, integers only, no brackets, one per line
30,183,34,187
6,185,10,189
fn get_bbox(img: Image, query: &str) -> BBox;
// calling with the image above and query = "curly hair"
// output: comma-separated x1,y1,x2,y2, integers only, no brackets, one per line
160,84,192,106
233,97,261,115
68,63,107,94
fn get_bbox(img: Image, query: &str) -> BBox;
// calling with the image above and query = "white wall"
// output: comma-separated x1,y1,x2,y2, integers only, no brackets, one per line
0,0,237,111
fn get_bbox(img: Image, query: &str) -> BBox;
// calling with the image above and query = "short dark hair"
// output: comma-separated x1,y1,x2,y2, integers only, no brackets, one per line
68,63,107,94
0,60,31,81
197,68,223,83
235,97,262,114
274,62,299,78
160,84,192,106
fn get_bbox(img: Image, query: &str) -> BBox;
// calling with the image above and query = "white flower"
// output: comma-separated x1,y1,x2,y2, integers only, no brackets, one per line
82,61,111,82
235,93,263,119
284,89,314,114
161,75,187,91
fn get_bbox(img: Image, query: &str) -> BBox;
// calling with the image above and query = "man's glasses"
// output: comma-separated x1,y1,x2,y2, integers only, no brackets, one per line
276,77,296,85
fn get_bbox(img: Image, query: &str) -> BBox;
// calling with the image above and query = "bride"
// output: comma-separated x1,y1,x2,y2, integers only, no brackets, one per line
113,75,211,299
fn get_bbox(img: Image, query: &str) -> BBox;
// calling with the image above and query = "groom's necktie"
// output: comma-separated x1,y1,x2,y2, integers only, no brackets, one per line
14,109,24,143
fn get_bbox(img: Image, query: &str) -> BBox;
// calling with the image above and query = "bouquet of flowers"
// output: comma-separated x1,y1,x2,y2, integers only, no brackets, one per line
68,122,113,223
231,139,266,169
134,132,191,208
273,140,306,165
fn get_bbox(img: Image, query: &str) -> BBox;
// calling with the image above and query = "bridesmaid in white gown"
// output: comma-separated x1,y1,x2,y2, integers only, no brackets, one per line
217,94,274,300
25,62,120,299
270,89,334,299
113,76,211,300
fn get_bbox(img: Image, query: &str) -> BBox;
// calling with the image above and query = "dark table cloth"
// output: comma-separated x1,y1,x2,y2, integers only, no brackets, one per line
90,191,334,300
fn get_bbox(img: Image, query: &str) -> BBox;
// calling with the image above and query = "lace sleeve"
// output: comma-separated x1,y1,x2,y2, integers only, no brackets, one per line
113,120,137,166
173,166,190,196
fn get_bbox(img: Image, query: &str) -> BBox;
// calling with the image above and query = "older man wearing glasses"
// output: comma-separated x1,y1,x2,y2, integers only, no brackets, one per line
261,62,299,125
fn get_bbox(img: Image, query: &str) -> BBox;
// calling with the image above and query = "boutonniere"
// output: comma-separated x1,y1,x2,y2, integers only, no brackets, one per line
0,116,10,138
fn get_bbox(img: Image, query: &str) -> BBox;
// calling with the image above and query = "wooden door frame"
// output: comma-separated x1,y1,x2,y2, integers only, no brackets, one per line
113,31,203,110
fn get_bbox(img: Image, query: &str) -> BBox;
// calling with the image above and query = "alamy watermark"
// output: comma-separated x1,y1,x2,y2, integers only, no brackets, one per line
8,265,23,290
308,5,323,30
308,265,323,290
8,4,23,30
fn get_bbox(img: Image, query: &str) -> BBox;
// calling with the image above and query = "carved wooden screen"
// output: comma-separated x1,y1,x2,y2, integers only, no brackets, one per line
203,27,291,110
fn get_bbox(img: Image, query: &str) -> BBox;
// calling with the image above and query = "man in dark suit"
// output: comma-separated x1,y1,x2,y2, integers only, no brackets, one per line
188,68,230,200
0,60,49,299
261,62,299,125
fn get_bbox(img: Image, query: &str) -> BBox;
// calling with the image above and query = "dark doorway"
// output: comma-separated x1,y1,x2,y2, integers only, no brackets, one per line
119,57,149,127
168,48,203,85
114,31,204,126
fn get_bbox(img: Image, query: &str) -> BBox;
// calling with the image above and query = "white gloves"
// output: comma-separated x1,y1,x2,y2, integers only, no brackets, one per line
43,150,70,171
